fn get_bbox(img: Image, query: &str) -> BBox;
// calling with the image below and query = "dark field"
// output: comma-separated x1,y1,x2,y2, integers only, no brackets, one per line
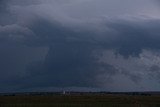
0,94,160,107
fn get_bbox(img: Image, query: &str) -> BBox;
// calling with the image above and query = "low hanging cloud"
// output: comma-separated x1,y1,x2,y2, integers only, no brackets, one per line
0,0,160,92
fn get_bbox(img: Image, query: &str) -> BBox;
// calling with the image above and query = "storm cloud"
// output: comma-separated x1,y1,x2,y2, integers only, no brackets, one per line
0,0,160,92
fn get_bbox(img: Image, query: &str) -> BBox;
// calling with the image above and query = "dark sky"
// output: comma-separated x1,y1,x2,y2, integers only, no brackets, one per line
0,0,160,92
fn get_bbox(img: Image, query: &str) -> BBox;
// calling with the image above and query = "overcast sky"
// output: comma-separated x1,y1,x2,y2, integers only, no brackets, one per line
0,0,160,92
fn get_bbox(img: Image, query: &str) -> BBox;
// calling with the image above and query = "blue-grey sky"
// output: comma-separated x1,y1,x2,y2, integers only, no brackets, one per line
0,0,160,92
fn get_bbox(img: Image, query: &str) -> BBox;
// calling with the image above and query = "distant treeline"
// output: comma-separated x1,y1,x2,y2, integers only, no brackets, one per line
0,91,159,96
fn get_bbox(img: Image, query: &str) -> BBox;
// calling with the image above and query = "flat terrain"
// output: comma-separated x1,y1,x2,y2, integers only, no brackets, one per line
0,94,160,107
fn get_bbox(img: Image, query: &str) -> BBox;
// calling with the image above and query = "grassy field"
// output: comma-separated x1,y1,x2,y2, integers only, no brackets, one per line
0,94,160,107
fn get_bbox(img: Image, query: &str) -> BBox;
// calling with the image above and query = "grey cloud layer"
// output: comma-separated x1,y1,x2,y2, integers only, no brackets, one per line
0,0,160,92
